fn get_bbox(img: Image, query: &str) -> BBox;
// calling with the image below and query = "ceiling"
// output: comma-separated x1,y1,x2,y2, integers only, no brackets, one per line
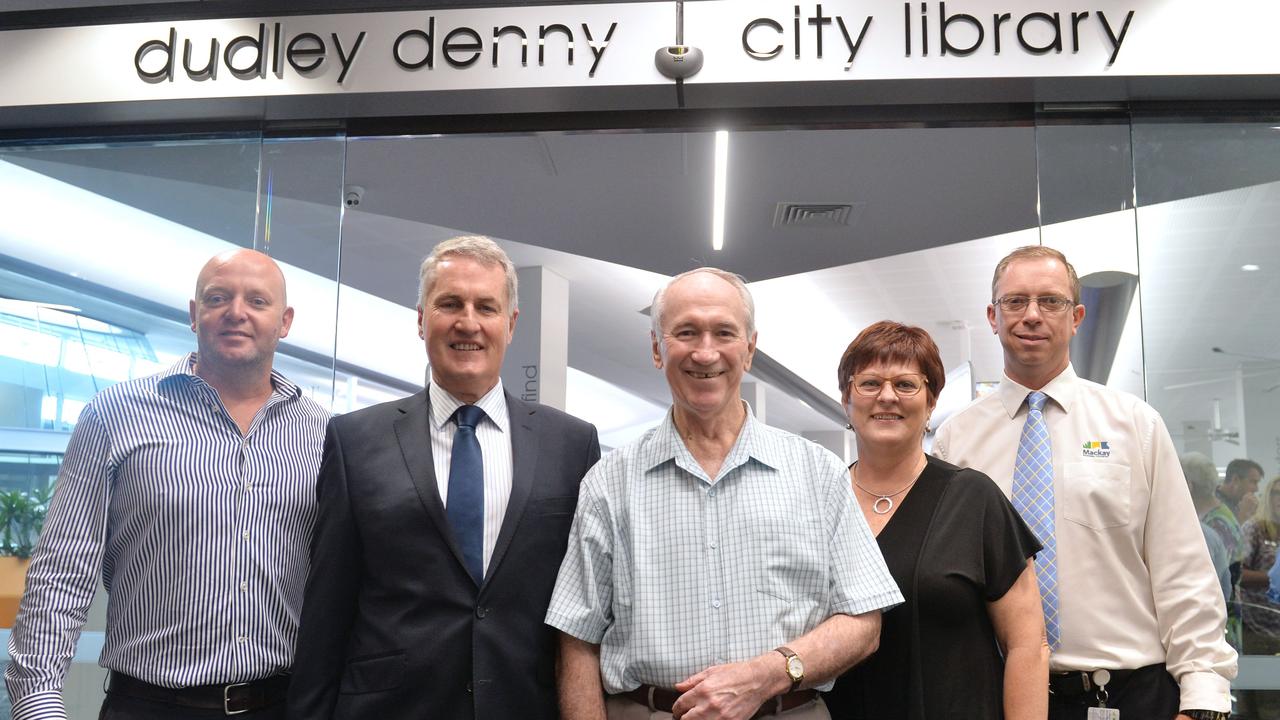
3,120,1279,461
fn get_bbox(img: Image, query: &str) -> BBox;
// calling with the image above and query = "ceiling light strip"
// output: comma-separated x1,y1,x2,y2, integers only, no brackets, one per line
712,130,728,251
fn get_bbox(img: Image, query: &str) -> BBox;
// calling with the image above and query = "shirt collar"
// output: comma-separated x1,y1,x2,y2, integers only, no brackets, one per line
996,363,1079,418
160,352,301,399
429,378,509,433
639,401,779,482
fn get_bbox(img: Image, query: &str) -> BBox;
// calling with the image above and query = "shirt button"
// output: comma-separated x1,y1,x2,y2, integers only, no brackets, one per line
708,489,717,497
242,530,250,540
709,541,718,549
711,598,721,609
239,581,248,592
237,636,247,644
475,606,487,619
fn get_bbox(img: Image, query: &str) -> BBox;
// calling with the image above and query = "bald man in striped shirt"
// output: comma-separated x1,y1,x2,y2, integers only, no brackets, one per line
6,249,329,720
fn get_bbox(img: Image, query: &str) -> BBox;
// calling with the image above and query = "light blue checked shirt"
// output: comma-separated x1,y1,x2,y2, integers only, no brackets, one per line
546,408,901,694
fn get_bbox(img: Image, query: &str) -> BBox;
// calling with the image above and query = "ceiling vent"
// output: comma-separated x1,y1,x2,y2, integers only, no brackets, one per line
773,202,862,228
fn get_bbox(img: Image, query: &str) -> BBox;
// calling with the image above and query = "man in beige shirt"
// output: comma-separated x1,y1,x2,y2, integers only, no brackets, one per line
934,245,1236,720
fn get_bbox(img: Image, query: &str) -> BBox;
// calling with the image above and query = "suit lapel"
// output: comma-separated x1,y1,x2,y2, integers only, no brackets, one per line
484,393,539,588
393,391,472,578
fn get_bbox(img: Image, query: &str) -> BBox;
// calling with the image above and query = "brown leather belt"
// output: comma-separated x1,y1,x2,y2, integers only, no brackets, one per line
107,671,290,715
620,685,818,718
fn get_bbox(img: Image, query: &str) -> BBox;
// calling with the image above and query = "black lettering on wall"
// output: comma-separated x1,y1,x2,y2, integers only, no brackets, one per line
135,27,176,83
940,2,983,56
493,25,529,67
223,23,267,78
743,18,784,60
182,38,218,80
286,32,325,74
394,17,435,70
808,3,832,58
1017,12,1062,54
793,5,802,59
992,13,1011,54
538,23,574,66
443,27,483,67
837,16,872,69
582,22,616,77
1098,10,1134,65
332,31,364,83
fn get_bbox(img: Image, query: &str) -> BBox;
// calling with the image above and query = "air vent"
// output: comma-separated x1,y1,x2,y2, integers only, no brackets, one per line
773,202,861,228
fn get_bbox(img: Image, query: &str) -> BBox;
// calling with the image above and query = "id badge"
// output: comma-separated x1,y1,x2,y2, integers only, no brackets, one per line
1087,708,1120,720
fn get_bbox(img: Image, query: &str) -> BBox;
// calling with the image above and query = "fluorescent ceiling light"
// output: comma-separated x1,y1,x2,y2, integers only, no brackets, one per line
1241,263,1260,271
712,130,728,251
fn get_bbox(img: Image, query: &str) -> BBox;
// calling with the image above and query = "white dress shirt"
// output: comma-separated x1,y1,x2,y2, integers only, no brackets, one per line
933,364,1237,713
428,379,513,577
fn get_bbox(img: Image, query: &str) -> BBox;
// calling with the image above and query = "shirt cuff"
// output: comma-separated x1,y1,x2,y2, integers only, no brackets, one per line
10,690,69,720
544,608,608,645
1178,670,1232,713
831,588,905,617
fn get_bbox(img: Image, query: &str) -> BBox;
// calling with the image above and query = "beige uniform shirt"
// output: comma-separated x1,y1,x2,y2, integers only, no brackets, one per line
933,365,1236,712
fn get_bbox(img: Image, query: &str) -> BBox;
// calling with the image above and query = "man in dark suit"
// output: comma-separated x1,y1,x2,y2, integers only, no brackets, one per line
286,235,600,720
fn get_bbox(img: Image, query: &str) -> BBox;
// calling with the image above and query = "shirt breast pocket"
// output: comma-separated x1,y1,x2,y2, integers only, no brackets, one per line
1062,461,1131,530
753,516,827,602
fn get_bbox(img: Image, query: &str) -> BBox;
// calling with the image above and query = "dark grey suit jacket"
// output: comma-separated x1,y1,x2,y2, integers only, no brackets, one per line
285,390,600,720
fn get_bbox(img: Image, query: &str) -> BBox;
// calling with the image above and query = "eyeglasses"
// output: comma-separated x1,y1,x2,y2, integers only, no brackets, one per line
849,373,928,397
994,295,1075,314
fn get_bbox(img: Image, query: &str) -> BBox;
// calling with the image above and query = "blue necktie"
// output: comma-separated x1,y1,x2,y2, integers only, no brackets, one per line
448,404,485,585
1011,391,1060,649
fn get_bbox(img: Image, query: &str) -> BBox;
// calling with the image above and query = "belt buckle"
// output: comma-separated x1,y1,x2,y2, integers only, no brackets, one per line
224,681,251,716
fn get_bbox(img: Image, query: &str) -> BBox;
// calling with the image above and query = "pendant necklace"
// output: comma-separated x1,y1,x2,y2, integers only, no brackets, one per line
852,461,920,515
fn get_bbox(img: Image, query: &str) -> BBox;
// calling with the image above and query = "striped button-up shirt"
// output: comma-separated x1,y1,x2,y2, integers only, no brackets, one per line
546,408,902,694
5,354,328,720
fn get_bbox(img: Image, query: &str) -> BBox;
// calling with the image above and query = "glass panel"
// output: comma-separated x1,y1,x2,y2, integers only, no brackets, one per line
1133,118,1280,705
254,136,347,410
1034,118,1143,397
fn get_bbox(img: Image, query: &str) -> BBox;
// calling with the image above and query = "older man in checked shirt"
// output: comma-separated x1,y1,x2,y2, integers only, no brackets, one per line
5,249,328,720
547,268,901,720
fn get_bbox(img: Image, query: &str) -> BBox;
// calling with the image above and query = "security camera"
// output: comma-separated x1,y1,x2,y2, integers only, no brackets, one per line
654,45,703,79
344,186,365,207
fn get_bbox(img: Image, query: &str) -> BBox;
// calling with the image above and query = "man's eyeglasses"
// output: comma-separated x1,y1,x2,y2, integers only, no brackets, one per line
849,374,928,397
994,295,1075,314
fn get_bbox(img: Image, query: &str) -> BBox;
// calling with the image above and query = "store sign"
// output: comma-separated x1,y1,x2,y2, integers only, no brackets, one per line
0,0,1272,109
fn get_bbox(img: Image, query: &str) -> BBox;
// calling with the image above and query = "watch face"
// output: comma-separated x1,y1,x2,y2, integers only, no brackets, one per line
787,656,804,678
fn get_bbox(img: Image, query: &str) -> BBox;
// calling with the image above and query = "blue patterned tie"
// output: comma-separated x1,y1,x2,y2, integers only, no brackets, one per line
1012,391,1060,649
448,404,485,585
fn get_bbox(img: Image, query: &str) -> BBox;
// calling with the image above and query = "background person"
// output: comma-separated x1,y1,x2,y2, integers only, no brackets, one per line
1201,461,1247,649
1241,473,1280,653
1220,459,1263,524
933,245,1236,720
286,235,600,720
548,268,901,720
823,321,1046,720
1237,474,1280,719
1182,452,1234,606
6,249,328,720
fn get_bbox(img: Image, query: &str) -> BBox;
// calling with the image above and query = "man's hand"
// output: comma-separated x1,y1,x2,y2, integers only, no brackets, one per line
670,655,789,720
1239,493,1259,522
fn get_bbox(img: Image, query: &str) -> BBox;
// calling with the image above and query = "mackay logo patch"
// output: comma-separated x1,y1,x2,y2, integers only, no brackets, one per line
1082,441,1111,458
